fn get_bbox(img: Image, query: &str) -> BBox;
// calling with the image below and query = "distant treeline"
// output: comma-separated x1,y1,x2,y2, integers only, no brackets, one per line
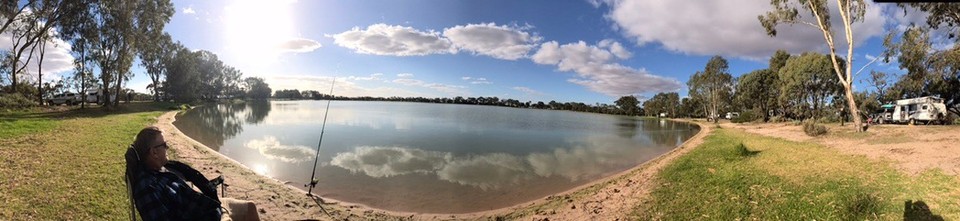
272,89,642,116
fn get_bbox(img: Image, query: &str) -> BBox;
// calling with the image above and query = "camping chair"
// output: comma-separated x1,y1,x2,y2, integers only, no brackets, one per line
124,145,227,221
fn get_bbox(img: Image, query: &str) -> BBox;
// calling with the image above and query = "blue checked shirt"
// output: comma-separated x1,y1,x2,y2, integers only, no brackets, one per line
132,167,222,221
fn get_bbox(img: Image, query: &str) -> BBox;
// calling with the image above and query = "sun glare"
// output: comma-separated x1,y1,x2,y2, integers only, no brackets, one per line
222,0,297,67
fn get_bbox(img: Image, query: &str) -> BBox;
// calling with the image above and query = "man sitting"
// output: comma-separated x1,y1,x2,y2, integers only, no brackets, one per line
130,126,260,221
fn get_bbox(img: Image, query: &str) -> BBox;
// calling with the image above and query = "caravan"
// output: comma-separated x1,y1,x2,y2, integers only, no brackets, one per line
878,96,948,125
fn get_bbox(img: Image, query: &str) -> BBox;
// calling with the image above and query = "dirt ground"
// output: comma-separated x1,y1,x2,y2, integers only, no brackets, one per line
723,121,960,175
155,111,713,220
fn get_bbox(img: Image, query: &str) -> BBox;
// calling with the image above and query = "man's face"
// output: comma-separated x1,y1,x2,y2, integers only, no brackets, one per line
147,134,169,170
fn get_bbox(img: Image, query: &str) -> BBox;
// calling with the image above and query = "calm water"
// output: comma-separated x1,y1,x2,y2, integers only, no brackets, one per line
173,100,699,213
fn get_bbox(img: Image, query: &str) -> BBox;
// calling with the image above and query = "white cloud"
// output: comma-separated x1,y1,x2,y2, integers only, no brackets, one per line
392,78,467,95
277,38,321,53
532,40,681,96
330,24,456,56
603,0,888,60
0,30,75,84
512,86,544,96
443,23,540,60
397,73,414,78
461,76,491,85
182,7,196,14
348,73,384,81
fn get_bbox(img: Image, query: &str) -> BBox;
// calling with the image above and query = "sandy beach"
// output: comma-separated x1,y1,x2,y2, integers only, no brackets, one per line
155,111,711,220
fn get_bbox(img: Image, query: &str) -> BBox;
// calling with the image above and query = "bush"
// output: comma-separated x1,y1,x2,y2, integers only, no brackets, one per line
0,93,38,110
731,111,759,123
803,122,828,136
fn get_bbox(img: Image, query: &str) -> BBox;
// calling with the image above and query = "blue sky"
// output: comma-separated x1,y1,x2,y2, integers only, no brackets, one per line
115,0,928,104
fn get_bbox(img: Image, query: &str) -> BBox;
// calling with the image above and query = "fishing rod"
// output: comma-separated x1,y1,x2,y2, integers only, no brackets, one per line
306,77,336,197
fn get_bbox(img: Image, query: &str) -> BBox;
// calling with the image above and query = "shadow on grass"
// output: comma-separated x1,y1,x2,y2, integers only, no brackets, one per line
904,200,944,221
735,142,760,157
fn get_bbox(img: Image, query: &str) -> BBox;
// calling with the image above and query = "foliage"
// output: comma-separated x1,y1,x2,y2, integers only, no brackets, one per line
642,92,679,117
759,0,868,131
614,95,640,115
803,121,828,136
731,110,759,123
679,97,704,118
273,89,303,99
688,56,734,121
134,0,175,102
884,26,960,117
163,46,200,102
0,92,37,109
735,69,778,122
243,77,272,99
778,52,843,121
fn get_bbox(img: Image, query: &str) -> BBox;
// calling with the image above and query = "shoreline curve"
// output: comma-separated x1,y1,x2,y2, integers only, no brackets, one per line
159,110,710,220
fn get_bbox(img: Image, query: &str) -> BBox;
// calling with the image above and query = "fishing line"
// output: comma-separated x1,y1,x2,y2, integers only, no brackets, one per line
306,77,336,197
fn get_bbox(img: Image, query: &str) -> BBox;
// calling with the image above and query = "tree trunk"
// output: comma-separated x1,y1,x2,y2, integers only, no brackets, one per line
844,84,862,130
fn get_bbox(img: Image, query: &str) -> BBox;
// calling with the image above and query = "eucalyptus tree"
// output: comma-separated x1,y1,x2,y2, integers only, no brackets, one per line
688,56,734,122
5,0,77,94
760,0,868,131
614,95,640,115
884,26,960,116
778,52,843,121
642,92,680,117
136,0,174,101
735,69,778,121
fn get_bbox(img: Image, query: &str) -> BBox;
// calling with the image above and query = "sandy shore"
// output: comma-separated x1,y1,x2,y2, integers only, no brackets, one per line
156,111,711,220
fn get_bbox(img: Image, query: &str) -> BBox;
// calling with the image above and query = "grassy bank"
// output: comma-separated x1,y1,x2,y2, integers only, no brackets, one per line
635,128,960,220
0,103,169,220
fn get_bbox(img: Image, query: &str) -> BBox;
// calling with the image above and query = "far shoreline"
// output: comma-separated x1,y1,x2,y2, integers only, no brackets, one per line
161,109,709,220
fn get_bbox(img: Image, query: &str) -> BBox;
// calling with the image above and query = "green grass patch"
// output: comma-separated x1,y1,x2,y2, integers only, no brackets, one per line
635,129,960,220
0,112,58,139
0,102,170,220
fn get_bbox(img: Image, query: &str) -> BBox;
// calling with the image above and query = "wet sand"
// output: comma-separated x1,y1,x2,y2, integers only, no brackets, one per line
157,111,710,220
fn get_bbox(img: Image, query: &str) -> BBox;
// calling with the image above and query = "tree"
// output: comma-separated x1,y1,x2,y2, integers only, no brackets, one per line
778,52,843,121
163,45,200,102
134,0,175,99
760,0,868,131
769,49,791,74
689,56,734,122
243,77,271,99
614,95,640,115
642,92,680,117
864,70,891,104
5,0,78,94
884,26,960,116
735,69,778,121
679,97,704,118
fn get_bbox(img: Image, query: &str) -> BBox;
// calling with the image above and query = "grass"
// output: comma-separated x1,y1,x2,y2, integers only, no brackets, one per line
0,103,170,220
635,128,960,220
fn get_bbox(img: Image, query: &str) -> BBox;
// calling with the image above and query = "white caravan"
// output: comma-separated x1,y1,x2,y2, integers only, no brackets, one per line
886,96,948,125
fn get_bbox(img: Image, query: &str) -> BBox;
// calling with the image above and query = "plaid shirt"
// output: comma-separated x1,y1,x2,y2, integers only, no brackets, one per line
132,167,222,221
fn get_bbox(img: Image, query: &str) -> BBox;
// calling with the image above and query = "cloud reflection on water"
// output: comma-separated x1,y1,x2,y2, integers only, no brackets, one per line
244,136,318,163
329,135,677,190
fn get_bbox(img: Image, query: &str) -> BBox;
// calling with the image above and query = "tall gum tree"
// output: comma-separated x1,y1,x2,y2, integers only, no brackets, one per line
759,0,867,131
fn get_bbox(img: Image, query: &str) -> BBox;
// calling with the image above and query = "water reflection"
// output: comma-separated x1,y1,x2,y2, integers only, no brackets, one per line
244,136,316,163
329,133,685,190
174,101,700,213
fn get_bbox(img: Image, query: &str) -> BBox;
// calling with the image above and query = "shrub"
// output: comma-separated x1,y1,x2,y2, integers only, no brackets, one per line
731,111,758,123
0,93,38,110
803,122,828,136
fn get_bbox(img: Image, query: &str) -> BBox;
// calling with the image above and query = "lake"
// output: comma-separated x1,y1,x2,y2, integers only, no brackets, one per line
173,100,700,213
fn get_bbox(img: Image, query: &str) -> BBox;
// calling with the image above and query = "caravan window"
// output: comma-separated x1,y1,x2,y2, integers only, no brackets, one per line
922,105,928,110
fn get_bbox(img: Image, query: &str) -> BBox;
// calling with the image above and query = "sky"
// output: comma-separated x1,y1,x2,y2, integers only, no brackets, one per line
8,0,941,104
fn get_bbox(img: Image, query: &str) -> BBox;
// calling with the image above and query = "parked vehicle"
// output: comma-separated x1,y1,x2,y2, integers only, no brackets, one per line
48,92,81,105
82,89,117,104
880,96,948,125
725,112,740,120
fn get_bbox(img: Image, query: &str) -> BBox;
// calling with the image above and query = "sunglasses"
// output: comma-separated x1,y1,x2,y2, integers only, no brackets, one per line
150,142,169,149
